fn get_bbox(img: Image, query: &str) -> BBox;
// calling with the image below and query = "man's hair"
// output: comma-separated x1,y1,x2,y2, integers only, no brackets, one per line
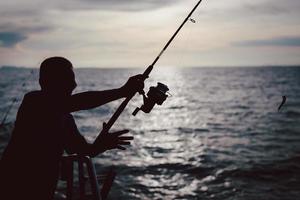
39,57,73,90
40,57,73,81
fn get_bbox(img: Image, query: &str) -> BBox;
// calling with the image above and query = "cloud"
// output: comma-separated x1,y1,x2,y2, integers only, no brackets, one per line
0,32,27,47
1,0,300,67
61,0,181,12
0,22,52,34
0,0,181,14
0,0,180,48
239,0,300,15
238,0,300,15
200,0,300,24
233,36,300,47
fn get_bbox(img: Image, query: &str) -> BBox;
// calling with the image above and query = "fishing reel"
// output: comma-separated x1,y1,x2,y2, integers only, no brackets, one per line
132,82,170,116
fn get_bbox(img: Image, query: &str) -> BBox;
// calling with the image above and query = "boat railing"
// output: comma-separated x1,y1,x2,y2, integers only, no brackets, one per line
60,154,116,200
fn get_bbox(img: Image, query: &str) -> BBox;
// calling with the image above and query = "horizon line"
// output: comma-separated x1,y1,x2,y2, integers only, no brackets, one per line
1,65,300,69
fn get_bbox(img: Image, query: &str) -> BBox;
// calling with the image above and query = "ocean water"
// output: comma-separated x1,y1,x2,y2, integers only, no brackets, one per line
0,66,300,199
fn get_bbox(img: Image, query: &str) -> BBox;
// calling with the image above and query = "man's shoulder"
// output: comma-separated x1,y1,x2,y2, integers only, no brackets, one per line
24,90,42,98
22,91,44,106
23,91,43,101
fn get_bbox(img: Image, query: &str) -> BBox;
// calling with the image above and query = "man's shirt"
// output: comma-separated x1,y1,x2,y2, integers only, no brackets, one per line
0,91,89,199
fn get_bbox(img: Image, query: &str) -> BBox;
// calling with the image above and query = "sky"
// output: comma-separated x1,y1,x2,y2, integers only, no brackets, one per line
0,0,300,68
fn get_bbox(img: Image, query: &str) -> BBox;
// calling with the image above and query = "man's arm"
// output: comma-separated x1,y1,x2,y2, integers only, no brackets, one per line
67,74,144,112
67,89,124,112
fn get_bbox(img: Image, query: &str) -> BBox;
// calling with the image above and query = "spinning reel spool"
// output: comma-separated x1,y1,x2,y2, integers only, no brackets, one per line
132,82,170,116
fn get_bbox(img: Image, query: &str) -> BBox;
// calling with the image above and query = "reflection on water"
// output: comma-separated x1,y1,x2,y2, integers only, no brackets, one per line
1,66,300,199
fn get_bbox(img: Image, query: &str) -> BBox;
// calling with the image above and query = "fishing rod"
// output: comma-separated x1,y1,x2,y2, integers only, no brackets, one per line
100,0,203,133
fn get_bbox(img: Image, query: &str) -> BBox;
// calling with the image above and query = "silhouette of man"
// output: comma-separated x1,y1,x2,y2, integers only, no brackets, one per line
0,57,144,199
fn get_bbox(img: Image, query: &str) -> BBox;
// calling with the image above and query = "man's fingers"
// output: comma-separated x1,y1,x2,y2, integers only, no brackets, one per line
118,136,134,140
101,122,108,134
112,129,129,136
116,145,126,150
118,141,131,145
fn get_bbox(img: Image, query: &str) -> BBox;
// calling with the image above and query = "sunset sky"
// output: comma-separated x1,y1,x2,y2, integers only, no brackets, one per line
0,0,300,68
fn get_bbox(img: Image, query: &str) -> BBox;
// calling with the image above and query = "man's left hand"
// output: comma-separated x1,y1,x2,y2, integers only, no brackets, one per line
121,74,145,97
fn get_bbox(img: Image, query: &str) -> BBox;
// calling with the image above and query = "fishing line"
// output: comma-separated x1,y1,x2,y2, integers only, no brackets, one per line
100,0,204,134
164,15,196,68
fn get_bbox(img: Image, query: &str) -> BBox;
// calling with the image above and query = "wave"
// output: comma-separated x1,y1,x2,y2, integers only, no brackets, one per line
219,156,300,181
177,127,210,133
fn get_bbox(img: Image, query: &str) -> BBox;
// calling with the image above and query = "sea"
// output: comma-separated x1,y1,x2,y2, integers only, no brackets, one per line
0,66,300,200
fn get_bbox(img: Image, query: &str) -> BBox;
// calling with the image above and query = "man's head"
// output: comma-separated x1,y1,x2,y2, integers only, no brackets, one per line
39,57,77,96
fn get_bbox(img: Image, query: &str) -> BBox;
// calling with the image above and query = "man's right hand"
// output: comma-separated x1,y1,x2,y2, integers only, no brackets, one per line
94,122,134,153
